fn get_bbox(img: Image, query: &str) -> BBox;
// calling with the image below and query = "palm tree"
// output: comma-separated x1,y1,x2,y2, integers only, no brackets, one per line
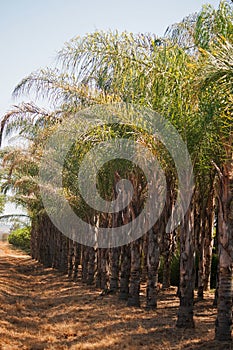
198,36,233,341
195,172,215,299
0,25,221,332
185,1,233,338
165,0,233,331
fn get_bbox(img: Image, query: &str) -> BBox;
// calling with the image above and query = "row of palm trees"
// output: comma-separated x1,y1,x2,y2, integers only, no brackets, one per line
0,0,232,341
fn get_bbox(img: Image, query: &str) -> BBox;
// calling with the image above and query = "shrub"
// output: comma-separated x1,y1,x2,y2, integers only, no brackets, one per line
170,252,180,286
210,253,218,289
8,226,31,252
159,251,218,289
158,251,180,287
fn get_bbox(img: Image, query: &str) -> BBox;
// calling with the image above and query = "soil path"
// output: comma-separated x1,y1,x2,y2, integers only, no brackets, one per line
0,242,232,350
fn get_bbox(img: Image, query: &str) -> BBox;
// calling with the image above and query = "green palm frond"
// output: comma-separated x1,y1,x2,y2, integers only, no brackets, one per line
199,37,233,91
194,0,233,50
13,68,108,106
0,102,51,146
164,13,198,51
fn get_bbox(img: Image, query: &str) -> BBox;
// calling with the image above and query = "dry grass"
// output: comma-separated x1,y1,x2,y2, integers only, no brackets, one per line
0,242,232,350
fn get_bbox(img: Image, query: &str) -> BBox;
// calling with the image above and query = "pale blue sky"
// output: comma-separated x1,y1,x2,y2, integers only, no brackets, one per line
1,0,220,117
0,0,220,218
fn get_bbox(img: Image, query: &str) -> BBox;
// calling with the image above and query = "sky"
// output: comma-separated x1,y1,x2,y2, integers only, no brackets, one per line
0,0,221,218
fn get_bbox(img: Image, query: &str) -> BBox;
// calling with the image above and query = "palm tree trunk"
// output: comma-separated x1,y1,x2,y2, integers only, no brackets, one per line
109,247,120,292
213,262,219,307
53,225,61,270
197,192,214,298
59,235,68,273
176,206,195,328
30,218,38,260
119,244,131,300
73,242,81,281
127,238,141,307
162,252,172,290
100,248,109,290
197,221,205,300
146,227,160,309
109,210,120,292
203,200,214,291
68,239,74,278
81,245,89,283
87,247,96,285
161,180,174,290
162,228,174,290
215,266,232,341
194,197,207,300
141,234,148,283
215,161,233,341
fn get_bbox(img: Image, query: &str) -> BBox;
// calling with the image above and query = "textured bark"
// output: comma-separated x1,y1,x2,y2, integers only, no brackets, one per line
126,175,143,308
161,178,175,290
95,248,101,288
141,234,148,283
162,252,172,290
52,226,61,270
81,245,89,283
30,217,39,260
213,263,219,307
213,211,219,307
87,247,96,285
30,214,70,274
68,239,74,278
195,201,204,300
39,215,53,267
162,228,174,290
203,194,215,291
109,208,120,292
197,192,215,299
73,242,81,281
176,206,195,328
127,238,141,307
59,235,68,273
215,160,233,341
50,224,56,268
99,248,109,290
119,244,131,300
119,187,133,301
146,227,160,309
102,248,109,289
109,247,120,292
215,267,232,341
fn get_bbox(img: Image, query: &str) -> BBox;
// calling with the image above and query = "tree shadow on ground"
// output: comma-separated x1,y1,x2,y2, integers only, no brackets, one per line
0,242,227,350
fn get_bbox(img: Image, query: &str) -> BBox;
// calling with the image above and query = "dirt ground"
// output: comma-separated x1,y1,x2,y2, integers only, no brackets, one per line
0,242,232,350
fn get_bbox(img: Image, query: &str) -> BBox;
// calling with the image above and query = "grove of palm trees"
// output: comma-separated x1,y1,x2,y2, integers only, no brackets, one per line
0,1,232,348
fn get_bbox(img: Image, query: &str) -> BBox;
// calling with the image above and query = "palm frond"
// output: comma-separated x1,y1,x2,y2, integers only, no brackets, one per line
0,102,50,146
199,37,233,91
